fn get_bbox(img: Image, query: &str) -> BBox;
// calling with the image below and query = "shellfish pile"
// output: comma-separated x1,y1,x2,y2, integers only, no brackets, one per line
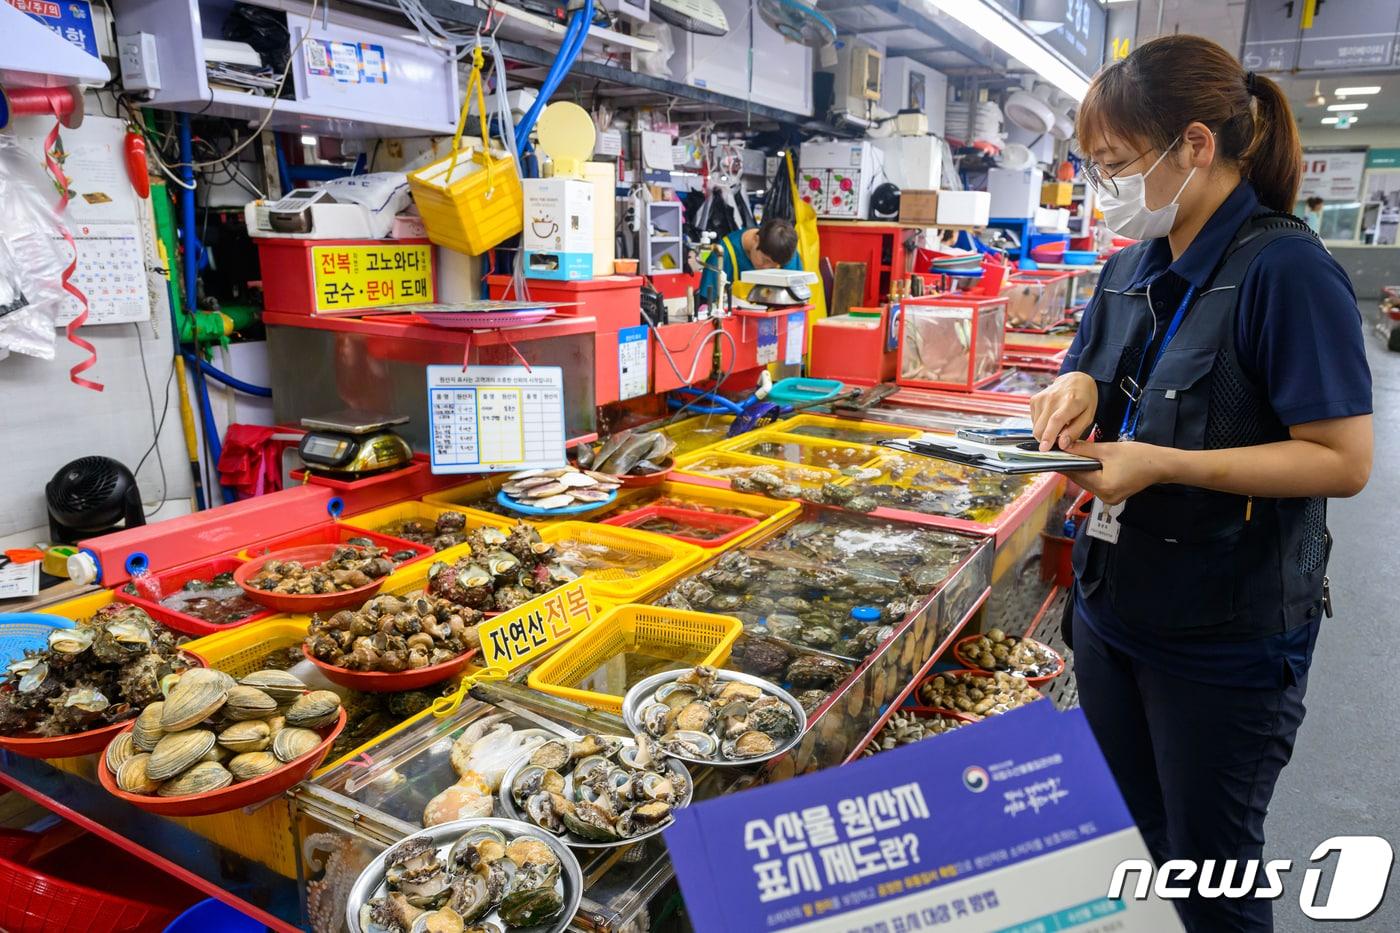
917,671,1043,719
424,524,577,614
861,711,969,758
630,666,801,763
103,667,342,798
498,467,620,512
358,826,568,932
306,592,482,673
378,511,471,552
0,605,190,739
247,545,395,595
953,629,1061,679
507,732,687,844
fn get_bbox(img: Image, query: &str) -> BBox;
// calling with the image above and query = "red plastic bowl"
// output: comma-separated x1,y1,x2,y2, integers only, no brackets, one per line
610,459,675,488
302,644,478,692
234,545,388,614
115,556,275,636
950,634,1065,687
97,708,345,817
902,705,979,725
241,522,433,566
603,505,757,548
0,652,205,760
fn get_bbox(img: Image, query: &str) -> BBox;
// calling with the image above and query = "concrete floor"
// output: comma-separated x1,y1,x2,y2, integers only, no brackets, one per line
1265,337,1399,932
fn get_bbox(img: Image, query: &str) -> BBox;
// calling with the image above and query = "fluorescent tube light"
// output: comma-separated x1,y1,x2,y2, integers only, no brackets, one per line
927,0,1090,101
1327,103,1367,112
1334,86,1381,96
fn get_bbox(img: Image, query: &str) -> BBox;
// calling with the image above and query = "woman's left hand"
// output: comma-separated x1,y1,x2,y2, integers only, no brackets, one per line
1061,440,1174,505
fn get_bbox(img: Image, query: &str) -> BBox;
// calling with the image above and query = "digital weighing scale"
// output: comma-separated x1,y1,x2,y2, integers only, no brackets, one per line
297,411,414,477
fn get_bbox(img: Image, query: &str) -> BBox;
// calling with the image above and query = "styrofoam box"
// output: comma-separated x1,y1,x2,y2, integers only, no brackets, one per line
936,191,991,227
988,167,1044,220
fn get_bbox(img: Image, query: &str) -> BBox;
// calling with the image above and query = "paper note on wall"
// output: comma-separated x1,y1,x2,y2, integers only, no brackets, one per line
427,365,567,473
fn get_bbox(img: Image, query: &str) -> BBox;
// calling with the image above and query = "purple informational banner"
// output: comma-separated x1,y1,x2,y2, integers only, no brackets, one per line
665,704,1184,932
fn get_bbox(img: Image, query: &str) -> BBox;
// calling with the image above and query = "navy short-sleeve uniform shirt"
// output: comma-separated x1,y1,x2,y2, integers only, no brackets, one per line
1064,182,1373,688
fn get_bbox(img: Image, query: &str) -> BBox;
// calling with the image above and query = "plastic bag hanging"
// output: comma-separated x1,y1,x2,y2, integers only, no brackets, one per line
0,136,69,364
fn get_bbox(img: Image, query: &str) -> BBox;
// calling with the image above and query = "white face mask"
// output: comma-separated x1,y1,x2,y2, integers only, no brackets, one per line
1096,141,1196,240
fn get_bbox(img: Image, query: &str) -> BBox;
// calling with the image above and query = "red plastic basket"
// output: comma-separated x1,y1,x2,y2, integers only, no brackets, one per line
97,708,345,817
950,634,1065,687
302,644,477,692
0,854,181,933
0,652,205,759
234,545,388,613
240,523,432,566
602,506,758,549
114,557,276,636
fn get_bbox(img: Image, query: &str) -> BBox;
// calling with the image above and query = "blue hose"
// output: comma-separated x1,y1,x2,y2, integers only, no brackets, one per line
514,0,593,155
183,353,272,397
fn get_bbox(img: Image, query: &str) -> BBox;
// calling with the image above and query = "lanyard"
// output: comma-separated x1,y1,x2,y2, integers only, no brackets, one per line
1118,285,1196,440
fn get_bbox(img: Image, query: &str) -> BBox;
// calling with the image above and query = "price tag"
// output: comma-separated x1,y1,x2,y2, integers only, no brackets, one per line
757,318,779,365
617,325,650,400
0,561,41,600
1086,498,1123,544
311,243,433,313
785,311,806,365
476,580,597,673
427,365,566,474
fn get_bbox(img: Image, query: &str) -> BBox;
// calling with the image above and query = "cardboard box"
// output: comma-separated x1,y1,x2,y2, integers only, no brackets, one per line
899,189,939,226
936,190,991,227
523,178,594,280
1042,181,1073,207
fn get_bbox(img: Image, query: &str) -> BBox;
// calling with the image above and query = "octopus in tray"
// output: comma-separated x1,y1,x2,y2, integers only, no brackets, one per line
247,545,395,595
0,605,191,739
305,592,482,673
423,714,554,827
359,826,567,932
425,524,577,614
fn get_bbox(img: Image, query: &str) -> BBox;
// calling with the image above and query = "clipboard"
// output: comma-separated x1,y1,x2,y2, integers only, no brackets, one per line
880,437,1101,475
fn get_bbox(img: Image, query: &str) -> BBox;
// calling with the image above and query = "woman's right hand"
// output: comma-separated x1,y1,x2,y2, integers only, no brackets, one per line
1030,372,1098,452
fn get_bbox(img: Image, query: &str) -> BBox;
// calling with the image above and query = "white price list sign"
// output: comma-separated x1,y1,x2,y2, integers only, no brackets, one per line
426,365,568,474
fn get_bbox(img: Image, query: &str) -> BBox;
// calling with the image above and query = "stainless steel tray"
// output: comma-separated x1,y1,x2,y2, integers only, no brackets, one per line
345,817,583,933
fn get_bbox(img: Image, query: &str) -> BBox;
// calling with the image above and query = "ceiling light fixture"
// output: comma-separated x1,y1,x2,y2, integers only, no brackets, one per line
1335,86,1382,96
1321,117,1340,124
1327,103,1368,111
1307,80,1326,107
300,134,318,145
928,0,1090,101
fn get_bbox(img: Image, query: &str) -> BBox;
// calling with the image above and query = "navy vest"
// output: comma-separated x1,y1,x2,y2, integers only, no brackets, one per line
1071,211,1329,641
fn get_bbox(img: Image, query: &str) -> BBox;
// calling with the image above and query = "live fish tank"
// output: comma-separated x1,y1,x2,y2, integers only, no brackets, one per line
840,452,1034,524
766,414,920,447
658,414,735,456
1005,271,1072,331
718,432,881,472
895,296,1007,391
672,450,843,491
859,404,1033,437
978,367,1058,396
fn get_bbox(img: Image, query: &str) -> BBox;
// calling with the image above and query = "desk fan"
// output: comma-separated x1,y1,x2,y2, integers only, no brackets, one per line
758,0,835,47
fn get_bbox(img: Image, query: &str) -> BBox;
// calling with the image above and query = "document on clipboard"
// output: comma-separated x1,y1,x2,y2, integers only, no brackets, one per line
880,435,1101,475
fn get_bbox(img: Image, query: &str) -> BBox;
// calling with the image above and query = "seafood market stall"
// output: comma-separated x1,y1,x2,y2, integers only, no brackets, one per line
0,398,1071,932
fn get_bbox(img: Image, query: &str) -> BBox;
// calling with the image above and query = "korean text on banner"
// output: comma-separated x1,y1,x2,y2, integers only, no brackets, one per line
476,580,597,673
312,243,433,313
664,704,1184,932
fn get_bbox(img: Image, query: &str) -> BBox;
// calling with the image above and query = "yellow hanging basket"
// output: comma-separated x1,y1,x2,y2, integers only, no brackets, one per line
409,47,523,256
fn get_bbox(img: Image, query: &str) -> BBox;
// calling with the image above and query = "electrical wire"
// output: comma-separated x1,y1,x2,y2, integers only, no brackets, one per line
132,323,175,517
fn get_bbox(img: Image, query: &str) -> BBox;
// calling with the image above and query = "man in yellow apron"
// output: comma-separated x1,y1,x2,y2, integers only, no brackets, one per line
698,217,801,307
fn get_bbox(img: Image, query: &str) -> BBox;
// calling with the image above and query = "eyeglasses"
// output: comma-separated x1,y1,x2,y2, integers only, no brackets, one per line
1081,144,1157,197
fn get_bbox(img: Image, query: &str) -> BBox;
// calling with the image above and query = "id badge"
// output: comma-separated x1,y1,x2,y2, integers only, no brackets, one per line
1086,498,1125,544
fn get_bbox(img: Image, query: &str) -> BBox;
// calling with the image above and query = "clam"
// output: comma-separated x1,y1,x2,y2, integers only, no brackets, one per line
147,729,217,781
497,883,564,928
131,702,165,751
228,751,281,781
272,726,322,762
116,753,162,794
156,760,233,796
161,671,230,731
218,719,272,753
223,685,279,721
285,690,341,728
104,731,136,773
238,669,307,704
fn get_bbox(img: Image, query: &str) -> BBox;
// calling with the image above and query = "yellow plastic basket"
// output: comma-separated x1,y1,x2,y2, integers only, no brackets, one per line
421,475,555,526
716,430,883,472
542,522,705,603
343,500,512,537
766,413,922,445
605,481,800,551
672,449,845,491
36,589,115,622
526,604,742,713
660,414,736,457
407,51,522,256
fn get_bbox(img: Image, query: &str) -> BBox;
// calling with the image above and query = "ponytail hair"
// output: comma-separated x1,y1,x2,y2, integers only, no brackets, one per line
1076,35,1303,212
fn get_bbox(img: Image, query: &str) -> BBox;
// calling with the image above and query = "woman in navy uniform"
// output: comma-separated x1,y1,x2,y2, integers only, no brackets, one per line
1031,35,1373,932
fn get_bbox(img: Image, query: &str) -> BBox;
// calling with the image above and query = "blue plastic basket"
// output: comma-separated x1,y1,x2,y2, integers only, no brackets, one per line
1062,250,1098,265
0,613,74,668
496,488,618,517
